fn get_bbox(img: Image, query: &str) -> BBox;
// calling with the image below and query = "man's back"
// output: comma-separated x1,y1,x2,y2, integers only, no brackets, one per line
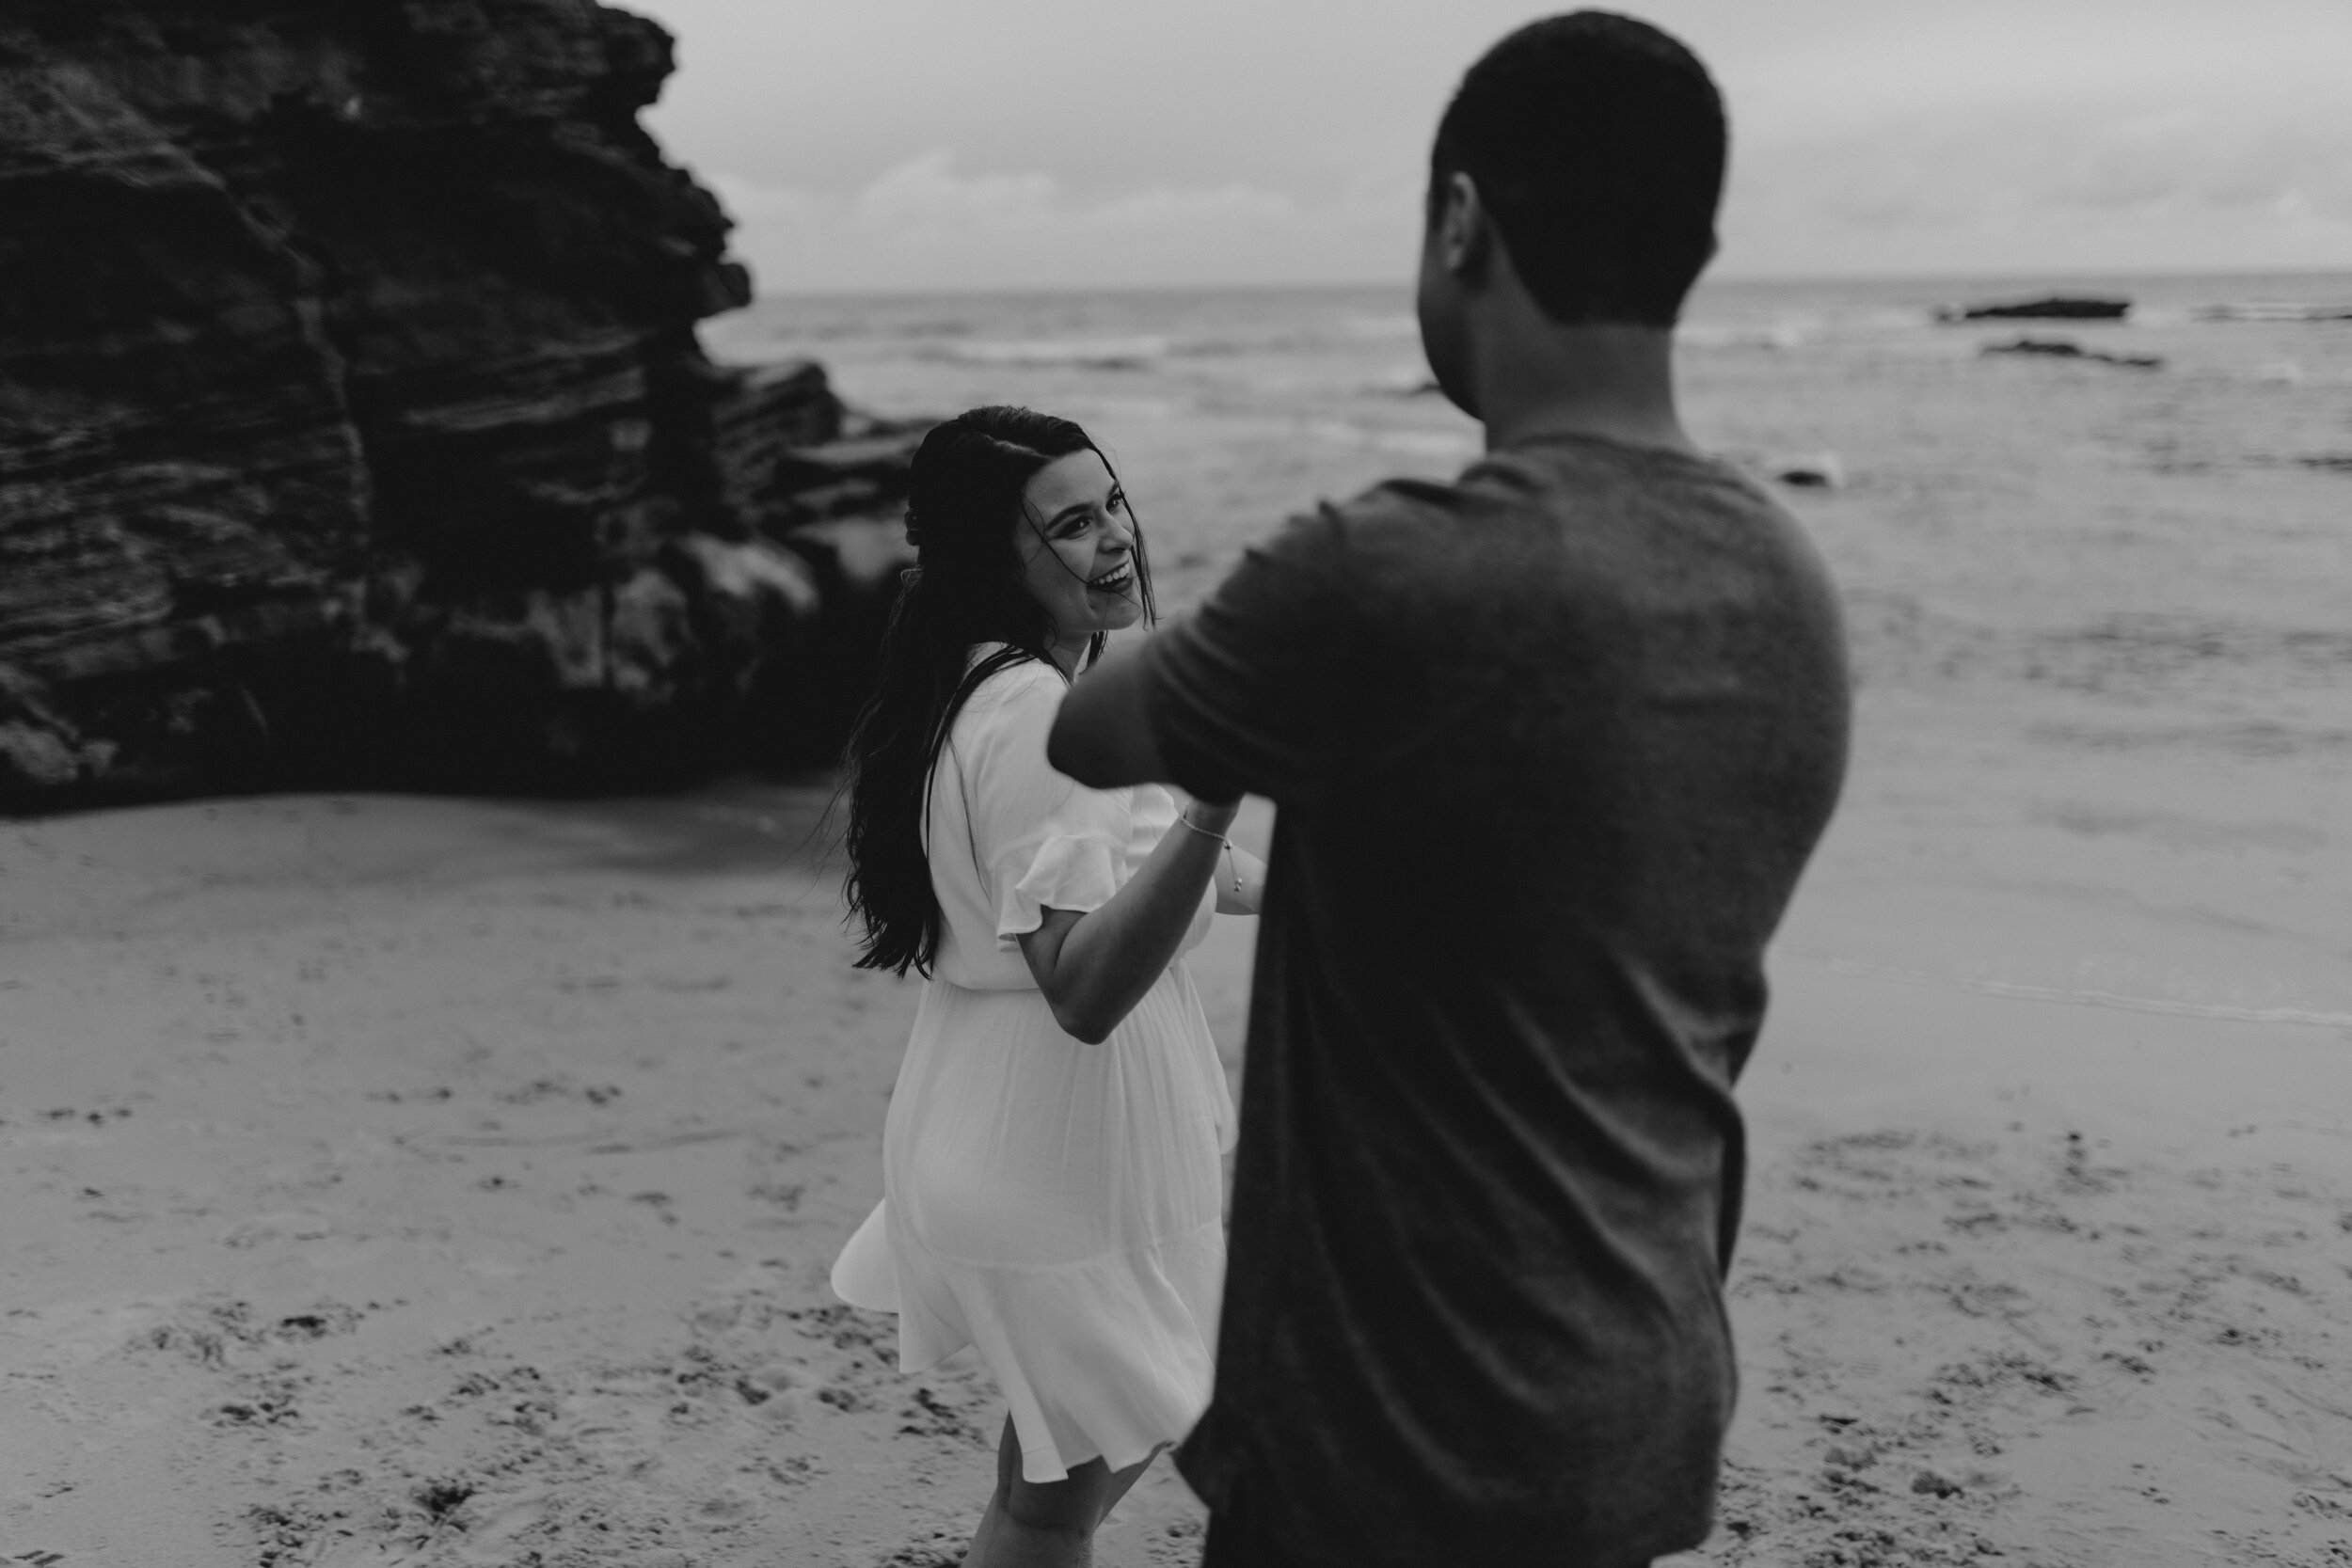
1144,431,1850,1564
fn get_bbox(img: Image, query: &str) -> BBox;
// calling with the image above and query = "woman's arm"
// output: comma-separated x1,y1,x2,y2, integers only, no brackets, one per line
1017,797,1239,1044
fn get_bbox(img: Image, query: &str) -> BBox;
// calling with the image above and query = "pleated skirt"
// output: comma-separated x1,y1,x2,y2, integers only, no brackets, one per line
832,961,1234,1481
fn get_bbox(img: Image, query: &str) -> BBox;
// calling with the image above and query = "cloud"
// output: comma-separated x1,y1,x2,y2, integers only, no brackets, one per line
723,126,2352,291
1723,82,2352,276
679,3,2352,292
708,151,1418,293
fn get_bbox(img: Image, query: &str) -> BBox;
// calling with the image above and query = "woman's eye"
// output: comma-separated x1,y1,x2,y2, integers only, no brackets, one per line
1108,492,1127,514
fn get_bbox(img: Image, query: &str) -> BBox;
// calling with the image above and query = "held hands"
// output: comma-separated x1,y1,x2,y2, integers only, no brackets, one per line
1020,789,1251,1042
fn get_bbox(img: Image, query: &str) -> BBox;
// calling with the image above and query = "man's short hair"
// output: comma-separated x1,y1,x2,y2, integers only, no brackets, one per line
1431,11,1725,327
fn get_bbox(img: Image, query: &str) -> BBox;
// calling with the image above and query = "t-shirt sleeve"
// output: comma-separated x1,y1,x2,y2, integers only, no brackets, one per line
958,664,1130,949
1142,504,1362,807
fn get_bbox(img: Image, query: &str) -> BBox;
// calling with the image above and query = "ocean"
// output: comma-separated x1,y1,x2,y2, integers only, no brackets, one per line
704,274,2352,1028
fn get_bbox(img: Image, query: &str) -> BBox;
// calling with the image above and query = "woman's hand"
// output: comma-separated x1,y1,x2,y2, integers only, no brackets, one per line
1015,792,1242,1044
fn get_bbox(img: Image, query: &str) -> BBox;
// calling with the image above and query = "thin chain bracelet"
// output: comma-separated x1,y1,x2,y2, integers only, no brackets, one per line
1173,808,1226,844
1176,809,1245,895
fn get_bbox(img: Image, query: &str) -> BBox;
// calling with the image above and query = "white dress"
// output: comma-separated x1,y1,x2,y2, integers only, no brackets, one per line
830,651,1236,1483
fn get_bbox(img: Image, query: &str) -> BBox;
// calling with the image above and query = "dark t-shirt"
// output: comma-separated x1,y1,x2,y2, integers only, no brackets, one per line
1145,432,1851,1566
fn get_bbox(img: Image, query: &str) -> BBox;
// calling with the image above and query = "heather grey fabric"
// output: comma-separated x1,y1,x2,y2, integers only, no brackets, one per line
1144,432,1851,1566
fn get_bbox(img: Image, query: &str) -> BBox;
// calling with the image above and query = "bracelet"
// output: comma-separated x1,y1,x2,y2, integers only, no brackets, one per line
1174,808,1228,846
1176,810,1245,895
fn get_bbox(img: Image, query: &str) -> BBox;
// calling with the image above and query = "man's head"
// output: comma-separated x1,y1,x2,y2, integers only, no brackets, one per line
1418,11,1725,393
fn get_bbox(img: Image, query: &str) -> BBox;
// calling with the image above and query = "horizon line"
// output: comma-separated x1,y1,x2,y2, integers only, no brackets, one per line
732,262,2352,304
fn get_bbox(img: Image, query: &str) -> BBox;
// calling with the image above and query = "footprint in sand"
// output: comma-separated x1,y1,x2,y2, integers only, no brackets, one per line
442,1491,550,1562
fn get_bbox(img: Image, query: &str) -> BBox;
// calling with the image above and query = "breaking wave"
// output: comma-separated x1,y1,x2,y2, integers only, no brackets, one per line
930,335,1171,369
2195,302,2352,324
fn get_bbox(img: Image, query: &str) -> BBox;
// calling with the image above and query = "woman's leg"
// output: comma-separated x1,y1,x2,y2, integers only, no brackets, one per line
962,1415,1157,1568
1089,1441,1162,1525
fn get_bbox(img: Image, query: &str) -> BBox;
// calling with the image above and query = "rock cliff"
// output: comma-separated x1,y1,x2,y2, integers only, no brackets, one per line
0,0,915,807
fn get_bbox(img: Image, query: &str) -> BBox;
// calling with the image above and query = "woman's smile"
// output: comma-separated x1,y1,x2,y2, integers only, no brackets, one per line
1017,449,1146,663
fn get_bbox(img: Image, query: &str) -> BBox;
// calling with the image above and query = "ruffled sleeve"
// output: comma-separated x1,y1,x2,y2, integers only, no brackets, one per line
996,832,1124,948
952,659,1136,951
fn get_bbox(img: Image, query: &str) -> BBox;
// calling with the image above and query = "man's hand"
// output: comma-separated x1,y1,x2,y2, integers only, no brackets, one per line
1049,641,1171,789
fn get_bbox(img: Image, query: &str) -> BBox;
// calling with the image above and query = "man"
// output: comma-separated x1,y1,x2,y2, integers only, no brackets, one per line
1049,13,1851,1565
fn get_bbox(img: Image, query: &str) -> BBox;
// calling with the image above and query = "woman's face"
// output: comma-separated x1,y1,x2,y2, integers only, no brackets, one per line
1014,449,1144,646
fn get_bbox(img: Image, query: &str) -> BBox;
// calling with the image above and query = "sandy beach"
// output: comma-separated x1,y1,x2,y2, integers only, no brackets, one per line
4,750,2346,1567
7,3,2349,1560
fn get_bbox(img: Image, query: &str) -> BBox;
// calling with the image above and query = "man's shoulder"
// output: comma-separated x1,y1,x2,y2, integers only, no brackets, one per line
1321,470,1483,534
1312,441,1690,549
1466,436,1764,510
1263,472,1487,580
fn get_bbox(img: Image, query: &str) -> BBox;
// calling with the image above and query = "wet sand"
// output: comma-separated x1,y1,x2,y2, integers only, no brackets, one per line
4,773,2346,1567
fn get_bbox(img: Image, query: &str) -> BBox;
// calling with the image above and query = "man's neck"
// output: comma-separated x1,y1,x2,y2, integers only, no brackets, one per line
1470,313,1699,460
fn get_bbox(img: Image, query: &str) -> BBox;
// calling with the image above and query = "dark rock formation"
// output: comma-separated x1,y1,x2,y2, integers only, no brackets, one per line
1981,338,2163,371
0,1,919,809
1767,452,1845,490
1935,295,2132,323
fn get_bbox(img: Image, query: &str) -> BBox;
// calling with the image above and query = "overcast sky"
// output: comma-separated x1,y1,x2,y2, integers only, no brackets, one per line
623,0,2352,293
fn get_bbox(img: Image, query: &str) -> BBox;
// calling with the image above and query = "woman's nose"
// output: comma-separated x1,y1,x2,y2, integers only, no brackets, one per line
1100,512,1135,550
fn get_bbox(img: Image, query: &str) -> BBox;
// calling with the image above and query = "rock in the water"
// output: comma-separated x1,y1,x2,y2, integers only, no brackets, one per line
1936,295,2133,323
1768,453,1846,490
1981,338,2164,371
0,1,922,809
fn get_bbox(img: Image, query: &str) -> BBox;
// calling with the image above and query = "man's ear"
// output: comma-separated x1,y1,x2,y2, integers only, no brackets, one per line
1436,171,1491,281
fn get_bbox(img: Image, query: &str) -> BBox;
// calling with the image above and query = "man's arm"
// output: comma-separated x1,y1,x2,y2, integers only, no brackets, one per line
1056,503,1365,807
1047,641,1174,790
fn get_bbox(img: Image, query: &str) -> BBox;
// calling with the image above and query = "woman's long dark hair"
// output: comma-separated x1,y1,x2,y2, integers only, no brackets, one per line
843,405,1156,977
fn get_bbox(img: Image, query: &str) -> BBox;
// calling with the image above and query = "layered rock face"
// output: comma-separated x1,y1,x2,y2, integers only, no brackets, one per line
0,0,915,806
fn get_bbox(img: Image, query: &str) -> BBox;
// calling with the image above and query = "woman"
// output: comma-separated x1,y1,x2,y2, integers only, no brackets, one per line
830,405,1263,1566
